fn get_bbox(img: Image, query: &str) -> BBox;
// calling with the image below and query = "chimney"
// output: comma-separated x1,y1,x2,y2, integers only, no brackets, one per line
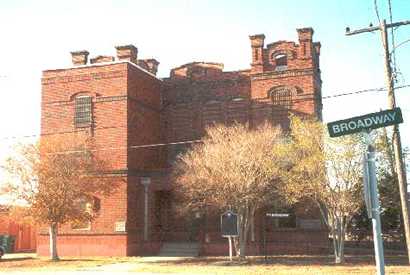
90,55,115,64
137,59,160,75
144,59,160,75
249,34,265,73
71,50,89,66
297,28,314,58
313,42,321,56
115,45,138,63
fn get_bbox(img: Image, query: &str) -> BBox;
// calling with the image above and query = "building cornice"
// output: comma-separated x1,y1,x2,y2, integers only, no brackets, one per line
43,60,162,82
250,68,314,81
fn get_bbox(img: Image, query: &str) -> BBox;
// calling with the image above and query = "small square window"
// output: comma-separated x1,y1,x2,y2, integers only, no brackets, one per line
273,53,288,71
71,196,100,230
74,96,92,127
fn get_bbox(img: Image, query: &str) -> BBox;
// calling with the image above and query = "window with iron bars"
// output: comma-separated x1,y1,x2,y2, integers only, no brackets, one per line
271,89,292,110
74,96,92,127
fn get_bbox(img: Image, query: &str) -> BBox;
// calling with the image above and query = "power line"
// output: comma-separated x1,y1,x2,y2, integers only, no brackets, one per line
322,86,384,99
322,84,409,99
45,139,203,155
388,0,399,83
374,0,382,24
1,85,409,142
1,125,127,141
346,16,410,264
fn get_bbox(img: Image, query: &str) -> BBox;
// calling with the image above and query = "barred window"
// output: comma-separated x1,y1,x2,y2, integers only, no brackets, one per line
74,96,92,127
271,89,292,109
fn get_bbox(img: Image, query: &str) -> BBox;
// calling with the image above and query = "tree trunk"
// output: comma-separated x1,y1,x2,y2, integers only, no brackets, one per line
49,222,59,261
332,215,346,264
234,205,252,259
250,212,255,242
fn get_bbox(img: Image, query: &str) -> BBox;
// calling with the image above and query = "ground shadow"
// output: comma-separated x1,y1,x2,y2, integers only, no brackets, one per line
0,257,34,263
145,255,409,267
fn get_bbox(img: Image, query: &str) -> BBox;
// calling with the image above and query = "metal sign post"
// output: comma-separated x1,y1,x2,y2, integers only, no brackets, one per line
221,210,238,261
364,132,385,275
228,236,233,261
362,151,373,219
327,109,403,275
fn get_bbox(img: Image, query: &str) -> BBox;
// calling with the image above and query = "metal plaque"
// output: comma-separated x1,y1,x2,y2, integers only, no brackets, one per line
221,210,239,237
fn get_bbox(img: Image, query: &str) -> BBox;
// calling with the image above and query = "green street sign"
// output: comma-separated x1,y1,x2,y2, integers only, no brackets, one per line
327,108,403,137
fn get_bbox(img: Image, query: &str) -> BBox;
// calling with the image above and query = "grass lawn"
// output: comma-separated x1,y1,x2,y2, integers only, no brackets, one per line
133,255,410,275
1,254,410,274
0,254,135,271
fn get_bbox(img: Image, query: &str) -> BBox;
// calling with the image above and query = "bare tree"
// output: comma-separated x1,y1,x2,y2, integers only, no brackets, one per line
1,134,118,260
172,123,289,259
285,116,363,263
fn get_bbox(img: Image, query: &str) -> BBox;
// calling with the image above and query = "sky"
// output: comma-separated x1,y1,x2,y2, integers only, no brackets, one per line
0,0,409,195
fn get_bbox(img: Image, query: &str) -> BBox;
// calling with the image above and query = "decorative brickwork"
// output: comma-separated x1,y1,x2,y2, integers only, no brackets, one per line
39,28,325,257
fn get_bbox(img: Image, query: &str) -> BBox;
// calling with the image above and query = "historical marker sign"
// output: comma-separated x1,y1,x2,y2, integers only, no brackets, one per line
327,108,403,137
221,210,238,237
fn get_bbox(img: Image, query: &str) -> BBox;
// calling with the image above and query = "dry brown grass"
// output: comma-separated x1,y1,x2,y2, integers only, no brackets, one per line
133,255,410,275
0,254,409,274
0,255,134,271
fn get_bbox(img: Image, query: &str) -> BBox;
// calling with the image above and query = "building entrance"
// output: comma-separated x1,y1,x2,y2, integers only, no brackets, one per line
153,191,204,242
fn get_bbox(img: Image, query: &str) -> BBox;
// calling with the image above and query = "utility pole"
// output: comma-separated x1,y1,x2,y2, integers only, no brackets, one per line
346,19,410,263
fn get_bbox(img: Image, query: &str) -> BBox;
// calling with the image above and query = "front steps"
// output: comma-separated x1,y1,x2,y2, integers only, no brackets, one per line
158,242,200,257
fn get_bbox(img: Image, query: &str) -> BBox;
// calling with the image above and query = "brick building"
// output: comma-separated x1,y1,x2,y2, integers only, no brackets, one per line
38,27,327,256
0,206,37,253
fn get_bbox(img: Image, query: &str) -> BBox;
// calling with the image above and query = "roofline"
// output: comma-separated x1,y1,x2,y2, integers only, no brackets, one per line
171,61,225,71
43,60,163,82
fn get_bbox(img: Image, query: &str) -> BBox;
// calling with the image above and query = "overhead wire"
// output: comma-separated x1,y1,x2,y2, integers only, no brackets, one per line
388,0,399,83
1,84,409,149
374,0,382,24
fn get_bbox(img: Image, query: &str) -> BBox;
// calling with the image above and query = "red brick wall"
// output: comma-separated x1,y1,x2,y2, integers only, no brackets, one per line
0,212,10,234
0,212,36,252
40,60,163,256
125,64,162,254
40,63,132,255
42,63,129,170
37,234,127,257
162,69,251,150
127,64,162,171
201,230,329,256
38,28,323,256
161,30,321,162
158,29,324,251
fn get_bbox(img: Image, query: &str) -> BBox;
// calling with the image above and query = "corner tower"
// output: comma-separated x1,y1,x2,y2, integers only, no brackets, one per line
39,44,162,257
249,28,322,126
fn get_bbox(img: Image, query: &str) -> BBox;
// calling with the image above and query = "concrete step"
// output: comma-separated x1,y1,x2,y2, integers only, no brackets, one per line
161,242,199,249
158,242,199,257
158,252,199,257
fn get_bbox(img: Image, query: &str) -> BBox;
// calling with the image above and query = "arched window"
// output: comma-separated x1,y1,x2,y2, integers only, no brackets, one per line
271,88,292,109
273,53,287,71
